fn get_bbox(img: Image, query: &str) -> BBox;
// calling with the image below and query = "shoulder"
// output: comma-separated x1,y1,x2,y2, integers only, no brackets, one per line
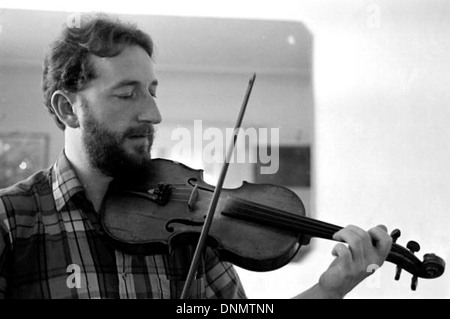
0,168,52,198
0,168,52,221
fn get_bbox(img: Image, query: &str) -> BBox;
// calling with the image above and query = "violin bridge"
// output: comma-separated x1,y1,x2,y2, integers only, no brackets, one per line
188,184,199,211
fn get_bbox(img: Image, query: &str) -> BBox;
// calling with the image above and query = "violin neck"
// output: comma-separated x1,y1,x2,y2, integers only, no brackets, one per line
222,195,342,241
223,196,410,261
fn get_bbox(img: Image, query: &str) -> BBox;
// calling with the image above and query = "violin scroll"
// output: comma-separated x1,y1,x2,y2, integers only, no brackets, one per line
388,229,445,291
422,253,446,279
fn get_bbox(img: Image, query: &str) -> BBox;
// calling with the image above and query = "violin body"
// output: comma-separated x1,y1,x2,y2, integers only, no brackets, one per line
101,158,309,271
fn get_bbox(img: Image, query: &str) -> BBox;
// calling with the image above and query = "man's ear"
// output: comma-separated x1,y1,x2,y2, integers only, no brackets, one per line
50,90,80,128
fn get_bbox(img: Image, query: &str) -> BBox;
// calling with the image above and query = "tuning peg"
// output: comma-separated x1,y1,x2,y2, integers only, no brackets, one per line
407,240,420,254
407,240,420,291
411,276,418,291
390,229,401,242
390,229,402,280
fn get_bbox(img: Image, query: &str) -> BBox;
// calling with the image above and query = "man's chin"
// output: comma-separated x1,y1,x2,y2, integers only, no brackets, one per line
126,138,152,155
123,140,148,156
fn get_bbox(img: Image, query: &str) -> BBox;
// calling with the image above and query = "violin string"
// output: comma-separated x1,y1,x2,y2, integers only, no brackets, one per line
229,200,407,256
173,191,337,238
226,197,340,238
226,202,337,239
171,189,333,238
230,197,334,233
225,202,407,257
166,188,340,238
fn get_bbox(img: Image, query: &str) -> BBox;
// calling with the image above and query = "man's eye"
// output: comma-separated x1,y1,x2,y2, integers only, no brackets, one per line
116,92,134,99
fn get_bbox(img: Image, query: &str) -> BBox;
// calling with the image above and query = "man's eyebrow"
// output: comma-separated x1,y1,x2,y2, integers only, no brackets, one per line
109,79,159,90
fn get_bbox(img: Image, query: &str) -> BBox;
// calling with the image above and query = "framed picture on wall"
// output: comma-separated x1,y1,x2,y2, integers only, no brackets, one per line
0,132,50,188
254,145,311,187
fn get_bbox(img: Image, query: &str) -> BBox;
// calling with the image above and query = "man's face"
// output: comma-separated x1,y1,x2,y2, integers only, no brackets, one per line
76,45,162,178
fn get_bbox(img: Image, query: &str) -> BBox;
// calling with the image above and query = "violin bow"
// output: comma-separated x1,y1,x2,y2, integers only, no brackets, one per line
180,73,257,299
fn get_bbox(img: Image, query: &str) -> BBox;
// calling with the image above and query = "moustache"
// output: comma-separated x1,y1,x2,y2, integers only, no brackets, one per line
124,125,155,139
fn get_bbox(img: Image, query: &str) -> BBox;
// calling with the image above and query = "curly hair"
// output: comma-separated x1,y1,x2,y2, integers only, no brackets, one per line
42,13,154,130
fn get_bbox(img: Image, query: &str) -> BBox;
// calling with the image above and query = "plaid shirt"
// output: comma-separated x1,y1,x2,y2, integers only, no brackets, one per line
0,152,246,299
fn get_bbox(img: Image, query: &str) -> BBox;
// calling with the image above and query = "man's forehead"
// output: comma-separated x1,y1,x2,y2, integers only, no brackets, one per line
89,46,156,87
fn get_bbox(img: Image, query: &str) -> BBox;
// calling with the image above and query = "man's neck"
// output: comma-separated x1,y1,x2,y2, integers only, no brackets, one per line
65,143,112,213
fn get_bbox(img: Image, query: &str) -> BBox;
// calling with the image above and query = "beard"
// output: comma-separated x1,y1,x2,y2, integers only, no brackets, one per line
81,110,155,181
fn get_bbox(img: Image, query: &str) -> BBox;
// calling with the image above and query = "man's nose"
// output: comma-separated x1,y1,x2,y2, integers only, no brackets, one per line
138,95,162,124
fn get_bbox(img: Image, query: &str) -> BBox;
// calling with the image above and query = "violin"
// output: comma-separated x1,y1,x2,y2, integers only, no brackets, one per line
100,73,445,297
100,159,445,291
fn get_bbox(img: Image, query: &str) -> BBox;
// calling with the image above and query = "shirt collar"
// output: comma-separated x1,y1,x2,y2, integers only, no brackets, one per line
52,150,85,211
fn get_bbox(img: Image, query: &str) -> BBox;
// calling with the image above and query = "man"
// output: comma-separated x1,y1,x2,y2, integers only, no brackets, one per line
0,13,392,299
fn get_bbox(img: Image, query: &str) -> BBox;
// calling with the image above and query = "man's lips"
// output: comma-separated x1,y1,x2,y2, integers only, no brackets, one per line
126,126,154,139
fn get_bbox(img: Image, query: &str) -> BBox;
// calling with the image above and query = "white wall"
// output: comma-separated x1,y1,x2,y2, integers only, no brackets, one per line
313,0,450,299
